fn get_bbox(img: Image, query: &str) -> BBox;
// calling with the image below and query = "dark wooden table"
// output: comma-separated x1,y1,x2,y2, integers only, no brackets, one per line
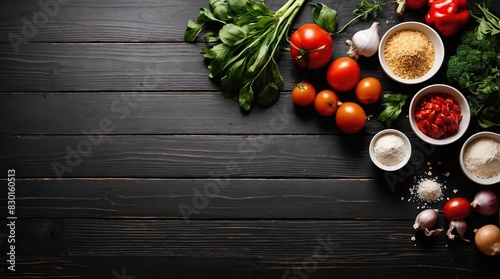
1,0,499,278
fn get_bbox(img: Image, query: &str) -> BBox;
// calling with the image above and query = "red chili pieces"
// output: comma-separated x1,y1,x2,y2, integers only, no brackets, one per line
415,93,462,139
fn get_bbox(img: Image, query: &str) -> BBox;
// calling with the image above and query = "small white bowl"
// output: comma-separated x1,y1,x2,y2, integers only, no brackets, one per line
460,131,500,185
378,21,444,84
409,84,470,145
369,129,412,171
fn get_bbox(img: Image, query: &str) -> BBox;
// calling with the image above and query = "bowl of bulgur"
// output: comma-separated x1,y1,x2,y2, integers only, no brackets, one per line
378,21,444,84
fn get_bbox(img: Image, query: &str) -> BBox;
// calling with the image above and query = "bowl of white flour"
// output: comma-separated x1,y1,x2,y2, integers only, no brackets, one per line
460,131,500,185
369,129,412,171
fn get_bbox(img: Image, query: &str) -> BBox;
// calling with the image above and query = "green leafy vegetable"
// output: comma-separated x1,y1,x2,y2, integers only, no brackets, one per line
184,0,306,111
310,2,338,34
446,2,500,128
337,0,390,33
378,93,407,127
472,0,500,40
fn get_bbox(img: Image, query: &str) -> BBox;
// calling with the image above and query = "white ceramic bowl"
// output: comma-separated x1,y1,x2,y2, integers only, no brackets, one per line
378,21,444,84
409,84,470,145
459,131,500,185
369,129,412,171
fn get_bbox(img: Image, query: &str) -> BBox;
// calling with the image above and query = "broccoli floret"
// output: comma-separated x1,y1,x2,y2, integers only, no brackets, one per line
459,29,498,51
446,30,499,90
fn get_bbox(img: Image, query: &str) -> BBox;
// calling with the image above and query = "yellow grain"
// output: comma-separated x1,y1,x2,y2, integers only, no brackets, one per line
384,30,435,79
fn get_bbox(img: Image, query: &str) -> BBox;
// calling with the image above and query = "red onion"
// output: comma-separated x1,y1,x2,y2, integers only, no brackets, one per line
470,189,499,216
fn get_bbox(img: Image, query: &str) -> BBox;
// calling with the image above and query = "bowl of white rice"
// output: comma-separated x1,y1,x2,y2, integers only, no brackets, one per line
369,129,412,171
378,21,444,84
459,131,500,185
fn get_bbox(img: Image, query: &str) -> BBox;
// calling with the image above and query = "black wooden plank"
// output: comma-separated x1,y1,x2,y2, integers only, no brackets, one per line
0,132,479,179
3,256,498,279
1,0,496,43
0,134,380,178
0,1,498,94
0,134,469,179
2,177,492,220
0,43,217,92
0,0,394,43
0,42,423,92
0,92,403,135
1,219,498,279
0,0,197,43
0,178,423,220
1,92,496,135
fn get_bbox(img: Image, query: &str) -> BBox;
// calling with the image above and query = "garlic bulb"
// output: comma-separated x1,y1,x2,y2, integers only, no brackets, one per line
346,22,380,60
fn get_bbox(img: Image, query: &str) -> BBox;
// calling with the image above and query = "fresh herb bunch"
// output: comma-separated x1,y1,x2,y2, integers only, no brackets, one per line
378,93,407,127
184,0,306,111
446,1,500,127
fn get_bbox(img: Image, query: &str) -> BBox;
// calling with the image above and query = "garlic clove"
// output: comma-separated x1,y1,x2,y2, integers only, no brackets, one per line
346,22,380,60
447,220,470,242
424,228,443,237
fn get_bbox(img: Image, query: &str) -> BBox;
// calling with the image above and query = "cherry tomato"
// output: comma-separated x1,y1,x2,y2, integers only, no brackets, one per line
406,0,427,9
326,57,361,92
335,102,367,134
292,81,316,106
355,77,382,104
314,90,340,116
289,23,333,70
443,197,471,221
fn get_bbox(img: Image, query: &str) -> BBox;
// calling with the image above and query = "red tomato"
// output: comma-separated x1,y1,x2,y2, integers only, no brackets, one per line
291,81,316,106
314,90,340,116
406,0,427,9
443,197,471,221
335,102,367,134
326,57,361,92
289,23,333,70
355,77,382,104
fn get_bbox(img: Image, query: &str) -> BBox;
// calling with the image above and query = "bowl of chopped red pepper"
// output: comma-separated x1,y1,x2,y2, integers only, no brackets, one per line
409,84,470,145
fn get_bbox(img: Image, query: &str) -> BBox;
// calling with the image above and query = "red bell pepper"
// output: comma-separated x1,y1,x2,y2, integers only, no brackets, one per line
425,0,470,37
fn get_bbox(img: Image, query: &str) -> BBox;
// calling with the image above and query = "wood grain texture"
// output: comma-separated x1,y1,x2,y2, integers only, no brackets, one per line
0,133,478,179
1,0,500,278
2,219,499,279
0,0,407,43
0,178,421,219
0,42,435,93
0,92,394,135
1,177,492,220
0,134,377,178
0,0,495,95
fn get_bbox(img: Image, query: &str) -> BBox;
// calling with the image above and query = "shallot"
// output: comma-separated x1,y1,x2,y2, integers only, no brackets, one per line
413,209,442,236
470,189,499,216
474,224,500,256
413,209,438,230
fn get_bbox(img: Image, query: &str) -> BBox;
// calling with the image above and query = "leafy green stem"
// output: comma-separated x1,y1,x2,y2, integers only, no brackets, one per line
337,0,393,33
